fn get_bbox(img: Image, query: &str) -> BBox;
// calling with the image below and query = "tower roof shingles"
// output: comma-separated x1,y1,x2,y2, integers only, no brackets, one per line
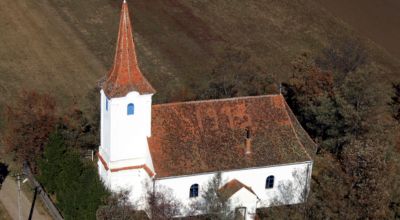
102,2,155,98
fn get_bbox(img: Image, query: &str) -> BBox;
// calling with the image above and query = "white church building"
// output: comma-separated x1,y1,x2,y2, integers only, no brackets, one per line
97,1,315,219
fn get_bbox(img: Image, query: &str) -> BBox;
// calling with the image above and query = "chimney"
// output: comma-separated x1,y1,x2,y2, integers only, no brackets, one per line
245,127,251,155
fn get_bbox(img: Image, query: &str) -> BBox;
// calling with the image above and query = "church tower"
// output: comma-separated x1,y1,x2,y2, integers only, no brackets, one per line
97,0,156,205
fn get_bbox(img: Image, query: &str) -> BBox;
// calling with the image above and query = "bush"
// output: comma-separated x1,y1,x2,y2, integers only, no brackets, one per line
2,90,58,171
38,132,108,220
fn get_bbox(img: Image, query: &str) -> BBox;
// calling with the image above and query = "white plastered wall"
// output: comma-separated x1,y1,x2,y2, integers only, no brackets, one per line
98,90,155,197
229,188,259,220
154,161,312,217
109,168,152,209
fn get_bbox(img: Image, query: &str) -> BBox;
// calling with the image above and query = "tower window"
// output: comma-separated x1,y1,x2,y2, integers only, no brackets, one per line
127,103,134,115
189,184,199,198
106,98,109,111
266,175,274,189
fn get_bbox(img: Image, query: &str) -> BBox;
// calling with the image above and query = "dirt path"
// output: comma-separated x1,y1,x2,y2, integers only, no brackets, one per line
0,201,12,220
0,177,52,220
314,0,400,61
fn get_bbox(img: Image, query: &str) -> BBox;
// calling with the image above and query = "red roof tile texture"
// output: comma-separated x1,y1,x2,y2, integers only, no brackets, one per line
148,95,315,178
219,179,257,198
102,2,155,98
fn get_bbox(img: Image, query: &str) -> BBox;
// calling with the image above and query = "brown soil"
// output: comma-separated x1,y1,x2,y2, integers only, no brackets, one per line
0,0,399,108
0,0,106,107
315,0,400,61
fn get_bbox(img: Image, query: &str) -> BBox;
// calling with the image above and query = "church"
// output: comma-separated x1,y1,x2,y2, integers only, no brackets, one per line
97,1,315,219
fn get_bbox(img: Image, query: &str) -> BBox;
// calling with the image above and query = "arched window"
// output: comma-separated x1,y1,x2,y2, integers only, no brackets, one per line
127,103,134,115
266,175,274,189
189,184,199,198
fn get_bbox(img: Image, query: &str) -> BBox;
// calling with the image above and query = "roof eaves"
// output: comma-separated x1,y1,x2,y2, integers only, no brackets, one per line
154,160,313,180
281,97,316,160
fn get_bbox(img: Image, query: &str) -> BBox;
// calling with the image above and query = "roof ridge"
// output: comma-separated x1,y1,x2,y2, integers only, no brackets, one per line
153,94,281,108
220,179,257,197
281,97,313,160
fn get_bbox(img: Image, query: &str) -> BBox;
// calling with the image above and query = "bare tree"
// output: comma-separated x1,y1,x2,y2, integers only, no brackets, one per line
270,169,309,206
200,47,275,100
96,190,141,220
2,90,58,171
390,82,400,122
146,184,182,220
315,38,367,75
190,172,234,220
257,169,310,220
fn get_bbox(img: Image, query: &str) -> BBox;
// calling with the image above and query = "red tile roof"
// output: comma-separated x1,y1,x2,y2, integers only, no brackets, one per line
97,152,155,177
148,94,315,178
219,179,257,198
110,164,155,177
97,152,109,171
102,2,155,98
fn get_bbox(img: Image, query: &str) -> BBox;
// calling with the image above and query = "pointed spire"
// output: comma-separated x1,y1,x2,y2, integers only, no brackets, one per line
102,1,155,98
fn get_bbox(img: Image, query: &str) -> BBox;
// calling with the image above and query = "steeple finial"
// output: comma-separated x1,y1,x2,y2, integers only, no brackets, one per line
102,0,155,98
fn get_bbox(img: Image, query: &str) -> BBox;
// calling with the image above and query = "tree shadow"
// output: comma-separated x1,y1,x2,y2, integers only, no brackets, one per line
28,187,38,220
0,162,9,188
